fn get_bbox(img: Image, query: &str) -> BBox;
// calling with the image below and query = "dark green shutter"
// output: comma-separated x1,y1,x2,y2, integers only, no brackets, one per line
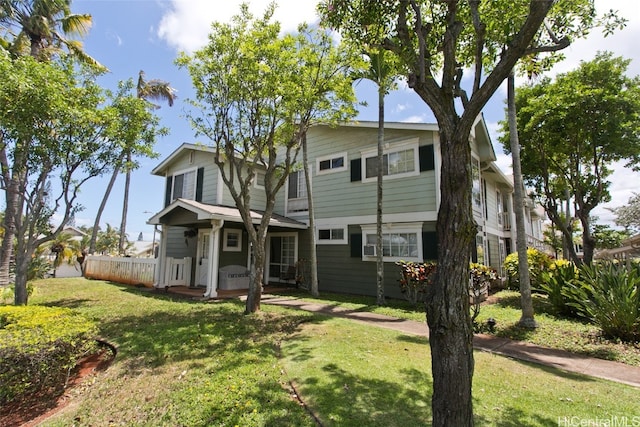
350,233,362,257
195,167,204,202
419,145,435,171
422,231,438,261
350,159,361,182
164,176,173,207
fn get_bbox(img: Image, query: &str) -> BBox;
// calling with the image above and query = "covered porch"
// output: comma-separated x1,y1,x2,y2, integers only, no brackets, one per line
147,198,307,299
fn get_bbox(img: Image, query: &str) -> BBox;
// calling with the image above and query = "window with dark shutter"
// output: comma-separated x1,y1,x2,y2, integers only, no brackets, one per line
196,167,204,202
350,233,362,257
422,231,438,261
350,158,361,182
419,145,435,171
164,176,173,207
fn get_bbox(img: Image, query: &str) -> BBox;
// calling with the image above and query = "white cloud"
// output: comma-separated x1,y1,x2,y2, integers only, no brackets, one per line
157,0,321,53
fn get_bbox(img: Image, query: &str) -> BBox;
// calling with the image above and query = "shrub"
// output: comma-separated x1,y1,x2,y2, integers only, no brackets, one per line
503,248,553,290
0,305,98,404
538,260,581,317
570,262,640,342
396,260,436,305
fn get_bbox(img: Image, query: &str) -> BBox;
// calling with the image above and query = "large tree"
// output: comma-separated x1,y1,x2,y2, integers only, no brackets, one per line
612,193,640,233
501,52,640,265
0,0,103,287
319,1,600,424
0,53,164,304
177,3,361,314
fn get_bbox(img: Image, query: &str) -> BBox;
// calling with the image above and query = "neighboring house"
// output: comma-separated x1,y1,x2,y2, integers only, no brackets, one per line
147,116,545,299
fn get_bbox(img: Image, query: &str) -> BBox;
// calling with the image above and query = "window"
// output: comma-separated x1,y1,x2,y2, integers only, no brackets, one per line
317,227,347,244
361,223,422,262
472,158,482,211
172,169,196,200
316,152,347,174
361,139,419,182
223,229,242,252
287,170,308,213
475,234,485,265
253,170,266,189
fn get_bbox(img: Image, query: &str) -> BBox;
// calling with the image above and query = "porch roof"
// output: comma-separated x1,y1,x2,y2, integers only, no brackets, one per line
146,198,308,230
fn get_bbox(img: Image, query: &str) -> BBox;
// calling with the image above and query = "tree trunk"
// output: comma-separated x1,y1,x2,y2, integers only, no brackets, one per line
302,133,319,297
508,72,537,329
245,227,267,314
89,159,122,255
13,246,32,306
579,214,595,264
0,146,18,286
376,86,385,306
425,127,475,427
119,151,131,255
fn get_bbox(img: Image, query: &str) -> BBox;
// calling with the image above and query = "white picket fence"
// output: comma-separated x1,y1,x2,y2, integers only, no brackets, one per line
84,256,192,288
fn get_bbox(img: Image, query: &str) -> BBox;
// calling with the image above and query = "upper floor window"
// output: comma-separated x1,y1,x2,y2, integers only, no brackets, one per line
172,169,196,200
287,170,308,213
361,139,419,183
253,170,266,190
472,157,482,212
316,152,347,175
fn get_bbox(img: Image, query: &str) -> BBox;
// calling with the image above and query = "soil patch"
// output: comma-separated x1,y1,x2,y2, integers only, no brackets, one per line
0,340,116,427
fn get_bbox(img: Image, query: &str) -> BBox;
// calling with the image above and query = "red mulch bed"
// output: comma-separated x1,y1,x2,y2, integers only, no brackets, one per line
0,341,116,427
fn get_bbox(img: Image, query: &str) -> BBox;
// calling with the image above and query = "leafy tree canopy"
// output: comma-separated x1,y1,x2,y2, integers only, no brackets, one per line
499,52,640,264
611,193,640,233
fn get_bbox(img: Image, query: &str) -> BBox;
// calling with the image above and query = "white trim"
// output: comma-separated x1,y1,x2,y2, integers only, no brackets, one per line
316,226,348,245
285,169,310,216
316,151,348,175
169,167,198,201
361,138,420,183
223,229,243,252
265,232,298,282
315,212,437,227
253,169,266,190
360,222,423,263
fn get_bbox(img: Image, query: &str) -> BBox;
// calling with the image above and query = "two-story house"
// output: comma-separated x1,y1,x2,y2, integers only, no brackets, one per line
147,116,544,299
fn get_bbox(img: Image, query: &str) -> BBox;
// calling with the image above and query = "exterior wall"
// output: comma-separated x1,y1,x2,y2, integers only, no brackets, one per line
276,126,438,221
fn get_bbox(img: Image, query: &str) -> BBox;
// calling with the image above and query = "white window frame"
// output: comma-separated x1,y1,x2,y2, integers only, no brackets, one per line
316,152,348,175
253,169,266,190
361,139,420,183
223,229,242,252
360,223,423,262
316,226,348,245
286,169,309,215
170,167,197,201
471,156,482,213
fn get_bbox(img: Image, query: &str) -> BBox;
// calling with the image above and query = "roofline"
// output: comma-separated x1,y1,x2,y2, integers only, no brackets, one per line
320,120,440,132
151,143,215,176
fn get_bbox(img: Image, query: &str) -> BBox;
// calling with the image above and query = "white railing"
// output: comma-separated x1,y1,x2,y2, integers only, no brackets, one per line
164,257,193,287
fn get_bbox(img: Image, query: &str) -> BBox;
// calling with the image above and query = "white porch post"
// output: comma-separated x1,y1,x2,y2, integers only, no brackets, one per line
154,225,169,288
204,219,223,298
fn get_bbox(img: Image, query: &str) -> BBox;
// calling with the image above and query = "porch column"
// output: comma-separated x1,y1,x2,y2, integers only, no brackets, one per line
204,219,224,298
154,225,168,288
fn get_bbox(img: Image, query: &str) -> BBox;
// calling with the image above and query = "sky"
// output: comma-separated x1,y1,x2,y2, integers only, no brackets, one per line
67,0,640,242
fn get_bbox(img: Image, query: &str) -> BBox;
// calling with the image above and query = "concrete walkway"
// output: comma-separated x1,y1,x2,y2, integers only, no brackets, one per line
260,294,640,388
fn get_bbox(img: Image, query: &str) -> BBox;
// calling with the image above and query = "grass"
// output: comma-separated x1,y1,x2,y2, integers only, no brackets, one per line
273,288,640,367
13,278,640,426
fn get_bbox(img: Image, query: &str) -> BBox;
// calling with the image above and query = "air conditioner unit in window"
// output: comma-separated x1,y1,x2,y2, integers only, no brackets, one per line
363,244,376,256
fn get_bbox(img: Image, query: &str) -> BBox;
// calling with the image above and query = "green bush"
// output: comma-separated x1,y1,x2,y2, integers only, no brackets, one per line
538,260,581,317
396,261,437,305
0,305,98,404
503,248,553,290
570,262,640,342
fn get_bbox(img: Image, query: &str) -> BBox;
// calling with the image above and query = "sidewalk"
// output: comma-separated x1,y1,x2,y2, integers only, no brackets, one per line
260,294,640,388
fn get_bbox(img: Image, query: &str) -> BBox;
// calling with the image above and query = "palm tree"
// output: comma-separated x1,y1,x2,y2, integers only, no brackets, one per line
117,71,176,254
89,71,175,255
0,0,101,287
358,48,399,306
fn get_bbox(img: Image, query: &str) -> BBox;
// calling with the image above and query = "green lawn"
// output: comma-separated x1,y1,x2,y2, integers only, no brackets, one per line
20,278,640,426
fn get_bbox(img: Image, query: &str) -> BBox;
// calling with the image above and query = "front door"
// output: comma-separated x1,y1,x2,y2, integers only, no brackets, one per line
196,229,210,287
268,233,297,283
